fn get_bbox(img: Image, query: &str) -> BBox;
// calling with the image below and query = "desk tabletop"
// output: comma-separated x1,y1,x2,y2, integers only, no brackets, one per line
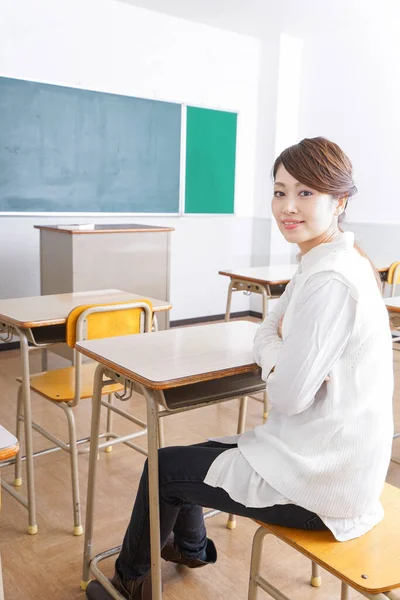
77,321,260,390
219,260,390,286
385,296,400,313
34,223,174,234
0,289,172,329
219,265,298,285
0,425,19,461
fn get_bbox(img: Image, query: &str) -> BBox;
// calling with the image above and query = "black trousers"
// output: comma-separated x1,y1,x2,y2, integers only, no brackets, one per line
117,441,327,580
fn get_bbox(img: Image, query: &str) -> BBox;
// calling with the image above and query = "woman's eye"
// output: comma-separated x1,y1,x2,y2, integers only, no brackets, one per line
274,191,285,197
299,190,313,197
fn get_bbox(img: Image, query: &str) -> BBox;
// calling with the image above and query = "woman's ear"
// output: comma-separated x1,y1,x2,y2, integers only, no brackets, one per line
334,195,348,216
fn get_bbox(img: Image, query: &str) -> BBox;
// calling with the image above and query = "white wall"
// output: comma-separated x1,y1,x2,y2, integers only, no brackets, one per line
0,0,262,320
297,22,400,225
256,20,400,292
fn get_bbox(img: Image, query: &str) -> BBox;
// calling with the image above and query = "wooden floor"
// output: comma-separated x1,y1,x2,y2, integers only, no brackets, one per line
0,325,399,600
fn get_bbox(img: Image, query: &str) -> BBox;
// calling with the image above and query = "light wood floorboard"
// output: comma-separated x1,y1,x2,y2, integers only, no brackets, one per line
0,321,399,600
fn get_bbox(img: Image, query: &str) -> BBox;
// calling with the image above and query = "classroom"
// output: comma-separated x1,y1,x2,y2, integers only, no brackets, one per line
0,1,399,599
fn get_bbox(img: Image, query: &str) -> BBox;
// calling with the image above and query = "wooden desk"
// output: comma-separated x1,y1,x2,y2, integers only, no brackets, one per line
384,296,400,313
219,265,297,320
0,289,172,534
35,223,174,330
220,261,392,321
77,321,265,600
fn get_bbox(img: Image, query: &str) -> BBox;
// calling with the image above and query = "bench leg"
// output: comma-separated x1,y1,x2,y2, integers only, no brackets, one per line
311,562,322,587
341,582,350,599
248,527,292,600
248,526,268,600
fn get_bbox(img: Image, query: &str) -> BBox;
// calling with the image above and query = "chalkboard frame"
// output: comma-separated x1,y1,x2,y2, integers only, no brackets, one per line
0,77,239,217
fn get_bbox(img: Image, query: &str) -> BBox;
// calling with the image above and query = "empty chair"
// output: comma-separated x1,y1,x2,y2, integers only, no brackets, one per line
14,300,153,535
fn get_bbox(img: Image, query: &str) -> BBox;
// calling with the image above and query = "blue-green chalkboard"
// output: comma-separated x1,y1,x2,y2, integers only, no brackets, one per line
0,77,181,213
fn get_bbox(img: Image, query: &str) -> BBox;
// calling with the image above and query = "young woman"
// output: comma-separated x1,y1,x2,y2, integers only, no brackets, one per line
87,137,394,600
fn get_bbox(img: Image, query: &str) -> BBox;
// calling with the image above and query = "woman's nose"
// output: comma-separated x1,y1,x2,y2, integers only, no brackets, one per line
282,196,298,214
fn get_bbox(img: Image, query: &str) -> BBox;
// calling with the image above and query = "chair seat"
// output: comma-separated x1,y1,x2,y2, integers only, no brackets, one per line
17,362,123,402
255,483,400,594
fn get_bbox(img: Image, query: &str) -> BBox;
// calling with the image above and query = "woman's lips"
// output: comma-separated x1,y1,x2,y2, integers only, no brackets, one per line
281,220,304,230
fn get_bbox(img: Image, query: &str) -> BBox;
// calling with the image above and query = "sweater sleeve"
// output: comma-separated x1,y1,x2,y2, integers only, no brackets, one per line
267,272,356,417
253,275,296,381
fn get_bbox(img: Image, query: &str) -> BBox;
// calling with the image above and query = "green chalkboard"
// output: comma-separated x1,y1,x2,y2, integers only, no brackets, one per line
184,107,237,214
0,77,181,213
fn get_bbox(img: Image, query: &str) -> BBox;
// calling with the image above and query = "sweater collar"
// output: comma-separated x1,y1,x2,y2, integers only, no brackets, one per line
298,231,355,272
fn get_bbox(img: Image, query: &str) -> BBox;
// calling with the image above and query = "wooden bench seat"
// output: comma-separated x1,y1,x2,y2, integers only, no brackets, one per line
249,483,400,599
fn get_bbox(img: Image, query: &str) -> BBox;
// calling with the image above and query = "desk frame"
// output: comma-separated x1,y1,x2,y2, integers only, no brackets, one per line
222,266,390,323
0,322,56,533
222,276,290,322
81,361,265,600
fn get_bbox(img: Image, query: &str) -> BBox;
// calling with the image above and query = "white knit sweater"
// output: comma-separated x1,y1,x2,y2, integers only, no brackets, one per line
205,232,394,535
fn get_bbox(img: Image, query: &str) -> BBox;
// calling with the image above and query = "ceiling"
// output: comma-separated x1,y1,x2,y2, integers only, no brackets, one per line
118,0,399,38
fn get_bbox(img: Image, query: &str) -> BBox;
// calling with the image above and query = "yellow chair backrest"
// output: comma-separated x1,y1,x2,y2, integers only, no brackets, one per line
387,261,400,285
66,300,153,348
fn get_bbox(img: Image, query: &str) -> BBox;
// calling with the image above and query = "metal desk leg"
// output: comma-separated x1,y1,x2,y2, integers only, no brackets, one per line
17,329,37,535
260,288,270,419
260,287,269,321
224,280,235,322
81,364,105,590
227,395,248,530
143,387,163,600
41,349,48,372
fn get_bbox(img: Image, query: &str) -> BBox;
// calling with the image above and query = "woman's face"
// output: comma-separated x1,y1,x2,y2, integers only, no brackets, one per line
272,164,343,253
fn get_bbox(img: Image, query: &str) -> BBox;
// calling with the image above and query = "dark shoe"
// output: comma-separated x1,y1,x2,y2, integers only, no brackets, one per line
161,536,217,568
86,570,152,600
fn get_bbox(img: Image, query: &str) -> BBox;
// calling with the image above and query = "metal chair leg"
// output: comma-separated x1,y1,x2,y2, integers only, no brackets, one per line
105,394,114,453
63,404,83,536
